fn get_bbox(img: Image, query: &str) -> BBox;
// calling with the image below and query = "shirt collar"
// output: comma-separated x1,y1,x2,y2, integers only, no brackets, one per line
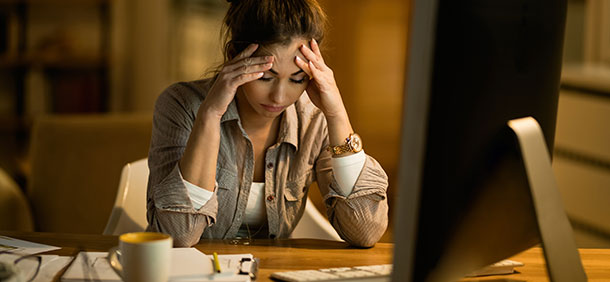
220,98,299,150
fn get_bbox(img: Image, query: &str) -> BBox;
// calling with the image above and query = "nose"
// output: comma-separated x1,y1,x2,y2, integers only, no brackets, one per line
269,81,286,105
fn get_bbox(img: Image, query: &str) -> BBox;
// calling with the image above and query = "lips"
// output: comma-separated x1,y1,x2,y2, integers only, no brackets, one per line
261,104,286,112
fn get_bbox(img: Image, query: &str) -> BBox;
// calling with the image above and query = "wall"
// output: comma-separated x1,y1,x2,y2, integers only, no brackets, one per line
556,0,610,247
318,0,410,241
110,0,171,113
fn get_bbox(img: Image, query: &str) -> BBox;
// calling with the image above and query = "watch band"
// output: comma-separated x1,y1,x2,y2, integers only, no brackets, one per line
327,133,363,156
329,143,352,155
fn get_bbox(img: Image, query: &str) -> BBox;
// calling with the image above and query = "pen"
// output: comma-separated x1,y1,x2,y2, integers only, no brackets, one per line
213,252,221,273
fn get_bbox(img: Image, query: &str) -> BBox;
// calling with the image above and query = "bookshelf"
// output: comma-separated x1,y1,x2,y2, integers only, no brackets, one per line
0,0,110,186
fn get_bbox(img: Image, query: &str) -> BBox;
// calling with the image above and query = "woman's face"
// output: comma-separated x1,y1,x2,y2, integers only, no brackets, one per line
238,38,310,120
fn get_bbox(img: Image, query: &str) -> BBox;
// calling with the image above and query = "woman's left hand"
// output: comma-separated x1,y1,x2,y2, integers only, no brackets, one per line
295,39,347,118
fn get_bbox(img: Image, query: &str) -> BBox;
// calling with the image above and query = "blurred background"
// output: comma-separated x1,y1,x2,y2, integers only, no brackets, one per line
0,0,608,246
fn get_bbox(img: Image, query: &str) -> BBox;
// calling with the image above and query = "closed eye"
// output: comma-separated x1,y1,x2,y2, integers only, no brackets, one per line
258,77,273,82
290,78,306,84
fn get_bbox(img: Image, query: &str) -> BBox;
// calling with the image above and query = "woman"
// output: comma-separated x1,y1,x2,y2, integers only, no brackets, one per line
146,0,389,247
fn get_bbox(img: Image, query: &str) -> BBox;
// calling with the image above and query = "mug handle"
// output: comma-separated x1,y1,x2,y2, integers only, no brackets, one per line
107,246,124,279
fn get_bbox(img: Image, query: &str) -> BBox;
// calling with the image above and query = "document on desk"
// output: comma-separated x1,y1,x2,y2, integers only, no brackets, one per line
61,248,251,282
34,255,74,282
207,253,255,281
0,235,60,255
0,253,73,282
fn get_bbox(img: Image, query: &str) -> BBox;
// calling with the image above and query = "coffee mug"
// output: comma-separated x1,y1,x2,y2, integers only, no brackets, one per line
108,232,172,282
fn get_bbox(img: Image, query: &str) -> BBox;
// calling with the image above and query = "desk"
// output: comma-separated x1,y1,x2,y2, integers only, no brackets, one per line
2,231,610,281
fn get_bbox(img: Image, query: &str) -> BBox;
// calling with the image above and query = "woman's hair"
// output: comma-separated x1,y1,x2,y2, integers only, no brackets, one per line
222,0,327,61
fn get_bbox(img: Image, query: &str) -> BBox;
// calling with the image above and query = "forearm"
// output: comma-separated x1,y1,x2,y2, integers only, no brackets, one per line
148,185,219,247
179,106,221,191
149,207,211,247
325,108,355,157
331,196,389,247
317,152,390,247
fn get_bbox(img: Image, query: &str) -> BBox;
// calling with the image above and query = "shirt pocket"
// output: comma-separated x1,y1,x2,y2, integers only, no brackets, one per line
284,171,313,201
216,168,239,212
283,171,313,228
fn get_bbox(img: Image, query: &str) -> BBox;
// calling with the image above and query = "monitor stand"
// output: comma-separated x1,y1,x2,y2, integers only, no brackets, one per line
508,117,587,282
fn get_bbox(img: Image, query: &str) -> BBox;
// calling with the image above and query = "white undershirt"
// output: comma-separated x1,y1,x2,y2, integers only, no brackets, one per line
182,150,366,212
243,182,267,226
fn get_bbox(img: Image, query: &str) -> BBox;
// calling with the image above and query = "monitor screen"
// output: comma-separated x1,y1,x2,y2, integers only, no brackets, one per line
391,0,580,281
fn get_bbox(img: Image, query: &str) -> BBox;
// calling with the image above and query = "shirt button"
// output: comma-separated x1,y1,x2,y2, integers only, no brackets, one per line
267,195,275,201
269,234,276,239
266,163,274,169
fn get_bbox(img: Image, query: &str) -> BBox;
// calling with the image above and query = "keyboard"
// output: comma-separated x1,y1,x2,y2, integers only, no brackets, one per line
270,259,524,281
270,264,392,282
465,259,524,277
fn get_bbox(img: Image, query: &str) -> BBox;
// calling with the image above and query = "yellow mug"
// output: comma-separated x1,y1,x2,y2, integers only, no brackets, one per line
108,232,172,282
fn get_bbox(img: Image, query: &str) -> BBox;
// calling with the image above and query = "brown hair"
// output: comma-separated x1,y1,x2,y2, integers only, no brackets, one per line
222,0,327,61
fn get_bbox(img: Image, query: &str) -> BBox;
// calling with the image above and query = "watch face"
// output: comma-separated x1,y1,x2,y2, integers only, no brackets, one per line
349,134,363,152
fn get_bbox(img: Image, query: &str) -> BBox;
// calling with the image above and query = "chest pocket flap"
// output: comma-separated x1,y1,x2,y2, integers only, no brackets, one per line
285,171,313,201
216,168,238,191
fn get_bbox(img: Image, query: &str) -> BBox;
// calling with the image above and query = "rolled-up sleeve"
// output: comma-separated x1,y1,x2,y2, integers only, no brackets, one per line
315,135,389,248
146,83,217,247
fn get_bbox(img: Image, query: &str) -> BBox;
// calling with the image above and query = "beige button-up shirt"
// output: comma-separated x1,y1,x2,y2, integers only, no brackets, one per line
146,79,389,247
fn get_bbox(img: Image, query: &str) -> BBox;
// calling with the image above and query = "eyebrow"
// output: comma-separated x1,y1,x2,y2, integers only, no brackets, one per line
269,69,304,76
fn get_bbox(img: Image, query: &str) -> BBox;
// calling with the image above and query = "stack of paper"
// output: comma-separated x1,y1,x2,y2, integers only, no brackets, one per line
0,236,253,282
61,248,251,282
0,253,74,282
0,236,73,282
207,253,255,281
0,235,60,255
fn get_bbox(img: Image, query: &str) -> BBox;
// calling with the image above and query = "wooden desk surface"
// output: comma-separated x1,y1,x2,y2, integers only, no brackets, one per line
2,231,609,281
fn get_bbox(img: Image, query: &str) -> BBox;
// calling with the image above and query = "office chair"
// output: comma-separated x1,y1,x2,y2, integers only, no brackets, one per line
0,168,34,231
104,158,343,241
289,197,343,241
104,158,149,235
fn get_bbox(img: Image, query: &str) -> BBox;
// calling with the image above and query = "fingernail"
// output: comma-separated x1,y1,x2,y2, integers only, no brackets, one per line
257,72,264,77
295,56,303,62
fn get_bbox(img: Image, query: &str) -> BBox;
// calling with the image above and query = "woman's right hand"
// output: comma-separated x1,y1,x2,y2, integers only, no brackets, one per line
199,44,274,120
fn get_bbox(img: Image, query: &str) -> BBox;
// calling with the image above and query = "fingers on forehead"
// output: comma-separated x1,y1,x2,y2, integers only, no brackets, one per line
300,44,317,60
295,56,312,76
243,56,272,65
311,39,322,55
235,44,258,59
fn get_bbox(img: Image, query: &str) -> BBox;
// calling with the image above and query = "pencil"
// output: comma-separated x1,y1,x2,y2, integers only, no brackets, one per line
213,252,221,273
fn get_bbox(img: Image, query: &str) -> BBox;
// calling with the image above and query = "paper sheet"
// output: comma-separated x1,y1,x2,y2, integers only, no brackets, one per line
61,248,250,282
207,254,254,274
0,236,60,255
34,256,74,282
0,254,73,282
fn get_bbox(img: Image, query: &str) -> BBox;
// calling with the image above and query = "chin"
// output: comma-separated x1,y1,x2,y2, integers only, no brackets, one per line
258,109,284,119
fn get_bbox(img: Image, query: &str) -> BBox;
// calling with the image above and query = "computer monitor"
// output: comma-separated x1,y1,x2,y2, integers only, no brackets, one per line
392,0,586,281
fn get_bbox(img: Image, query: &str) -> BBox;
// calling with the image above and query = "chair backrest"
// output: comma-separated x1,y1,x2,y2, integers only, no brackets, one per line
290,197,343,241
0,168,34,231
104,158,342,240
28,114,152,234
104,158,149,235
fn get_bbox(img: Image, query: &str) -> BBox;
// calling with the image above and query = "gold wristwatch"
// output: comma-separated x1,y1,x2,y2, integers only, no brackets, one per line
328,133,363,156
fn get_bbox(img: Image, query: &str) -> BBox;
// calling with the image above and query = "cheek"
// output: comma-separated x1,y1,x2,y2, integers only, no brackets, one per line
288,84,307,101
242,81,269,99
